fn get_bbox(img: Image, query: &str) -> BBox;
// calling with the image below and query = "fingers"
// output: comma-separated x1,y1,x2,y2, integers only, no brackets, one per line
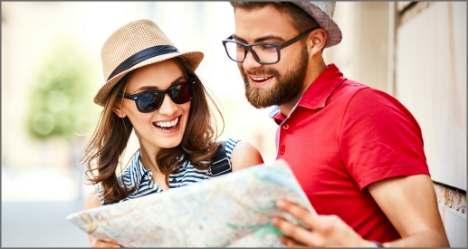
276,199,317,226
274,199,367,247
91,239,121,248
272,215,323,247
279,235,308,248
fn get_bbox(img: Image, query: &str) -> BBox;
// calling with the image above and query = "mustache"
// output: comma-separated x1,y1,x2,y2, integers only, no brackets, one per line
242,67,279,77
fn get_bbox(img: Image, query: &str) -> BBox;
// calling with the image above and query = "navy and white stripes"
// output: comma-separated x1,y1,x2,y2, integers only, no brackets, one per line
97,138,239,205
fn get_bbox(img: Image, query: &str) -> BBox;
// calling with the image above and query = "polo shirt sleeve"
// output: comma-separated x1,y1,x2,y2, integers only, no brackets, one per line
340,88,430,190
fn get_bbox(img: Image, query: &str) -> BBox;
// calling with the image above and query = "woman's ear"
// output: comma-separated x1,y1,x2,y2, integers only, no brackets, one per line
112,106,126,118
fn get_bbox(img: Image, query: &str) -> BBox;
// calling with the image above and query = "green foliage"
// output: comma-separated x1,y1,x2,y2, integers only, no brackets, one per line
27,38,101,141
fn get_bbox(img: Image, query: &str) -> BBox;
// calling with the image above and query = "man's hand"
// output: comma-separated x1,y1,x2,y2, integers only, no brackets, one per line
272,199,377,247
272,175,450,247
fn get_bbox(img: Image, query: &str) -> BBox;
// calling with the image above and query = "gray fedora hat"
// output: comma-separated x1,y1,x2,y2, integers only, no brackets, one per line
291,2,342,48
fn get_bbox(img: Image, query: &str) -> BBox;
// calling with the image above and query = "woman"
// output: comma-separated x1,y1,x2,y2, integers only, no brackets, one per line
81,19,264,247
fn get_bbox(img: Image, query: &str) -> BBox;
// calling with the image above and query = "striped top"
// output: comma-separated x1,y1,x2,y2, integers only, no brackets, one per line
97,138,239,205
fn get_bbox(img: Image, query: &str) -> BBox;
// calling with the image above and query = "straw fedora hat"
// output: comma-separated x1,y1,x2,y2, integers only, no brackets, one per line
291,1,342,48
94,19,204,107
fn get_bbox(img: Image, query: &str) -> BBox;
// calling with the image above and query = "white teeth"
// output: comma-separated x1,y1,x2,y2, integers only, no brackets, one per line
155,118,179,128
252,76,271,81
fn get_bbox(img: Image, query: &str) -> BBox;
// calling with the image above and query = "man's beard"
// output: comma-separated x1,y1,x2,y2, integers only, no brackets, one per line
241,45,309,109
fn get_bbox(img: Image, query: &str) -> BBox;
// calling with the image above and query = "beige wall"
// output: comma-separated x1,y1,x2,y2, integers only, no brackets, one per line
324,2,390,92
396,3,466,246
325,2,466,247
395,2,466,191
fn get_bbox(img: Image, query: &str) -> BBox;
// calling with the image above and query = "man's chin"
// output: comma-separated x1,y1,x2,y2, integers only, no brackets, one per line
245,94,275,109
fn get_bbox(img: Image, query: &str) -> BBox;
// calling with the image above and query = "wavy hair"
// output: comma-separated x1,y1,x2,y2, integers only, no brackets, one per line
81,56,224,204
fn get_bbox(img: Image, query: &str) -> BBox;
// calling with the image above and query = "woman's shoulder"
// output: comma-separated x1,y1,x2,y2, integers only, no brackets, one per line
84,191,102,210
226,138,264,172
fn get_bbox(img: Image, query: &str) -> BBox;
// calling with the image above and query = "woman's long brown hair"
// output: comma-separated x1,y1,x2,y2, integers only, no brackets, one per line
81,57,224,204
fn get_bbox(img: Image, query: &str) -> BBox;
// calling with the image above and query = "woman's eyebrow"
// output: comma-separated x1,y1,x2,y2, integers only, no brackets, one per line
170,75,186,85
134,75,186,92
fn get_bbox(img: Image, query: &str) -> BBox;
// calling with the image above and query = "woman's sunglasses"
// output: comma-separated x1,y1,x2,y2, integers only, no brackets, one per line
118,80,196,113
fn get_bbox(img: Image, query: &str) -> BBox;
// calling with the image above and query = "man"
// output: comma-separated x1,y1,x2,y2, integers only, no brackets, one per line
222,2,450,247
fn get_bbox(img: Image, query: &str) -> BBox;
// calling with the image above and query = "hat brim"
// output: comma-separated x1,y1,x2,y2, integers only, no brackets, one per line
292,2,342,48
94,51,204,107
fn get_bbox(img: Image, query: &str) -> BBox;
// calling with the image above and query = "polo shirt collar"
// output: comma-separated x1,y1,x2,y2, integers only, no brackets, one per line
299,63,345,109
272,63,346,123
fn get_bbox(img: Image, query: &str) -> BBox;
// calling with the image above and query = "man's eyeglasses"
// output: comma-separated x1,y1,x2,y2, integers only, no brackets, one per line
118,80,196,113
222,27,318,65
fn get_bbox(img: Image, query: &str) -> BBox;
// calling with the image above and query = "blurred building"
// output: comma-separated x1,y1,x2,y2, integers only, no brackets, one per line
1,2,278,200
2,2,154,201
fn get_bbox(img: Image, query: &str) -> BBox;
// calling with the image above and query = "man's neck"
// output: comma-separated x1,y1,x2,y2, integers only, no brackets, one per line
278,59,327,117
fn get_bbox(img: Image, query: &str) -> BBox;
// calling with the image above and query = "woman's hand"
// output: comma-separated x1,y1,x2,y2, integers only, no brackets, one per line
85,193,121,247
89,236,121,248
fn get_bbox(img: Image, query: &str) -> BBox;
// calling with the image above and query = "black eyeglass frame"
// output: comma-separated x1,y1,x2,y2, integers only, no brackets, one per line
222,26,319,65
118,80,196,113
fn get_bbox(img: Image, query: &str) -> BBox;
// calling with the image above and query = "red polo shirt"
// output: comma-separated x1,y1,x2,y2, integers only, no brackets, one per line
273,63,430,242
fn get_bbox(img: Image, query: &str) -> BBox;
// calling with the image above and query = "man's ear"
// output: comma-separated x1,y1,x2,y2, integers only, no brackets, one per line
113,106,126,118
307,28,327,56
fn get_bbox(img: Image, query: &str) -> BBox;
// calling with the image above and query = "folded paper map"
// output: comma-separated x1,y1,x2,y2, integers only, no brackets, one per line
66,159,313,247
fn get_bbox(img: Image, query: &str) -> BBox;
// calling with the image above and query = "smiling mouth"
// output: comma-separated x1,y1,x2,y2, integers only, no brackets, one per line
250,76,273,83
153,117,180,130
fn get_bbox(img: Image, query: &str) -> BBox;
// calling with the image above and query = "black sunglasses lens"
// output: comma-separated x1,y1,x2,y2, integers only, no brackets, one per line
136,92,162,112
170,84,193,104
